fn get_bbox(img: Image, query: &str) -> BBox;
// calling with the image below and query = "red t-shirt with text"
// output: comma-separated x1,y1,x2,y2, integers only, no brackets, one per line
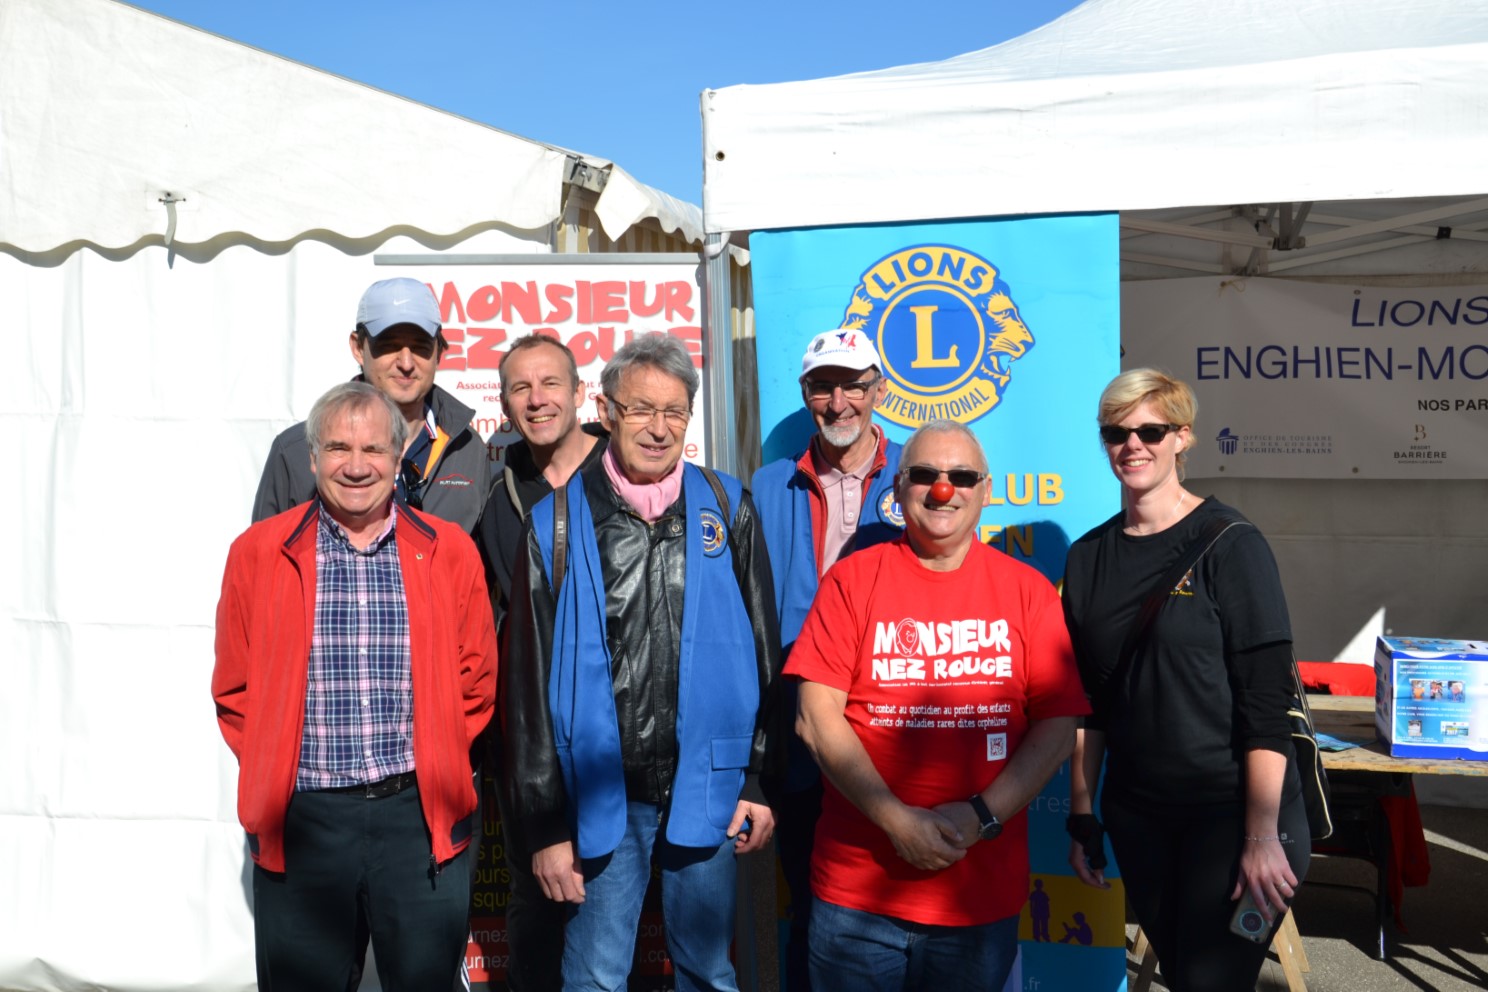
785,538,1088,926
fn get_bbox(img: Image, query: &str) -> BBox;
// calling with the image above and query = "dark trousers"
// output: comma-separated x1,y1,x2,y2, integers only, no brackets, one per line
253,783,473,992
492,777,567,991
776,782,823,992
1103,790,1311,992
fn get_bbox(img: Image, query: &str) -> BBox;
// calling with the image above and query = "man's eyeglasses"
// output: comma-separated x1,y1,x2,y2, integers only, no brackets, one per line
801,375,880,401
902,466,986,489
1099,423,1180,446
607,398,692,427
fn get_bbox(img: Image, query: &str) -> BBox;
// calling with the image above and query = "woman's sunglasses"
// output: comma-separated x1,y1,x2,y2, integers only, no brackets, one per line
902,466,986,489
1099,423,1180,446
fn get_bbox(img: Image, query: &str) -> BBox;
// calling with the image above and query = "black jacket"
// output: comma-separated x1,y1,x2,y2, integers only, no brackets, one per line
474,423,609,629
501,458,784,853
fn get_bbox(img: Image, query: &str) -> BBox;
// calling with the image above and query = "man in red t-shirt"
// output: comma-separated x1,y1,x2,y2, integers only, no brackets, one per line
786,420,1088,992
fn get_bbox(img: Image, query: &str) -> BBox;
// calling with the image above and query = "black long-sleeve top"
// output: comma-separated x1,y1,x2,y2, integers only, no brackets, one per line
1061,497,1301,808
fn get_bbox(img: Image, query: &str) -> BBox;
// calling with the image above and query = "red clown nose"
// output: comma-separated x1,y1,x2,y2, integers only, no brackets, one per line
929,480,956,503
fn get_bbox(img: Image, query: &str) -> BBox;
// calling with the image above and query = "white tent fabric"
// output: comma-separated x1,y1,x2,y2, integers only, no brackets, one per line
0,0,701,261
701,0,1488,234
698,0,1488,675
0,2,705,988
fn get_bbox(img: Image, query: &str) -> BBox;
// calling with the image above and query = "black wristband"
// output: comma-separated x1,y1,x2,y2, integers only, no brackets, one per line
1065,813,1099,839
1066,813,1108,870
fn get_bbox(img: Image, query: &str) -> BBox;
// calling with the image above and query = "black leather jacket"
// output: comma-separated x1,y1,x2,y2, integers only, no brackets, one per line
501,459,783,854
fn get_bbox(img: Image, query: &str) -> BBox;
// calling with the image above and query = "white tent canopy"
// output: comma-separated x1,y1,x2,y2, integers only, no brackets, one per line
702,0,1488,237
1,0,701,263
1,3,705,988
699,0,1488,664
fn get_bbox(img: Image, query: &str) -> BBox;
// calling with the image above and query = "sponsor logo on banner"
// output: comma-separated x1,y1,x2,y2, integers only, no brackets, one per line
1206,425,1334,458
1393,424,1449,466
840,245,1035,428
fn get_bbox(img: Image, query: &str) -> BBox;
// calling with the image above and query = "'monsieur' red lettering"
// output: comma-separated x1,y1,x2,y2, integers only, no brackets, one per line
436,282,466,325
544,284,574,323
592,281,627,324
502,281,542,325
630,281,664,318
467,286,501,323
664,282,695,323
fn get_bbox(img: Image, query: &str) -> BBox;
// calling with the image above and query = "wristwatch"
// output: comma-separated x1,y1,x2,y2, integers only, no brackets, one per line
967,794,1003,841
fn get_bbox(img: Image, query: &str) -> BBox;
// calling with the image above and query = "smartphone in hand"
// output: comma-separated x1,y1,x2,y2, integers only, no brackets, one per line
1228,890,1272,945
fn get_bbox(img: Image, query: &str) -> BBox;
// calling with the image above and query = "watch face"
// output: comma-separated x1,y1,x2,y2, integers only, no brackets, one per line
979,817,1003,841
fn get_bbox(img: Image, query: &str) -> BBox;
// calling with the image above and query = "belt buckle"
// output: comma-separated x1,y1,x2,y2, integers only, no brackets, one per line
368,771,414,798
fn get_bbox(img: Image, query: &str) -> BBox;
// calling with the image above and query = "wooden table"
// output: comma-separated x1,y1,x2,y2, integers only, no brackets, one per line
1310,694,1488,777
1306,693,1486,960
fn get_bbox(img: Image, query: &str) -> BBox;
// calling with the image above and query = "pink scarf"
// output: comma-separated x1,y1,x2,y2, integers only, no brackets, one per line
603,446,684,523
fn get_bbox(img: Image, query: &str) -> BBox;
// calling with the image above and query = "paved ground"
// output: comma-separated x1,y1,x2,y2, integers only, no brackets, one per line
1129,802,1488,992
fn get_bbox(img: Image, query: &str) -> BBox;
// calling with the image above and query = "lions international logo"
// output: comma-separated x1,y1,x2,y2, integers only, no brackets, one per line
878,490,905,529
842,244,1034,428
700,509,728,557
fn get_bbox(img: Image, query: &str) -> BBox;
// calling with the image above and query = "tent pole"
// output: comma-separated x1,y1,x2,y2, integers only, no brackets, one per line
703,232,738,476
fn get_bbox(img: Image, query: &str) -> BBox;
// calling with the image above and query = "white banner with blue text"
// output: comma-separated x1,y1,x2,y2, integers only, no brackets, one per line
1122,277,1488,479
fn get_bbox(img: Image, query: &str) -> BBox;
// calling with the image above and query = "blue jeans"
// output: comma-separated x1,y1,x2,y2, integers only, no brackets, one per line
808,897,1018,992
562,801,739,992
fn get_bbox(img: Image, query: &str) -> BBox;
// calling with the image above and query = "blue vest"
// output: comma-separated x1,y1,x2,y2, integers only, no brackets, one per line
751,438,904,648
530,464,758,857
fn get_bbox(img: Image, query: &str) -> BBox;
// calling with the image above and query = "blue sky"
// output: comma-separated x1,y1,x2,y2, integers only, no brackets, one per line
127,0,1086,205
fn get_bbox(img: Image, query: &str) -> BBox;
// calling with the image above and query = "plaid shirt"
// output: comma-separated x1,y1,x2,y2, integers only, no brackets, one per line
296,503,415,791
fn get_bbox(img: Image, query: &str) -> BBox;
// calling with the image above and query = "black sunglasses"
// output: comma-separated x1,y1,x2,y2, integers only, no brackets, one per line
399,459,428,510
902,465,986,489
1099,423,1180,446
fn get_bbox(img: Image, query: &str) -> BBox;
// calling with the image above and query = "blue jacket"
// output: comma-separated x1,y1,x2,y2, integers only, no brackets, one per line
751,432,905,649
529,464,760,856
752,432,904,791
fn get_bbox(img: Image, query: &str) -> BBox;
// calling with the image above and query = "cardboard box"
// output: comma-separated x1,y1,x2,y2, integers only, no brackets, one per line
1374,636,1488,760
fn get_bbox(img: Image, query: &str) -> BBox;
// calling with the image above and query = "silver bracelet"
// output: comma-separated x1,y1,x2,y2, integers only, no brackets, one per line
1244,834,1280,843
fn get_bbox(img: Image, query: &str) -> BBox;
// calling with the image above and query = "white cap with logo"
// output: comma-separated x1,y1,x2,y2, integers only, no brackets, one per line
800,329,882,377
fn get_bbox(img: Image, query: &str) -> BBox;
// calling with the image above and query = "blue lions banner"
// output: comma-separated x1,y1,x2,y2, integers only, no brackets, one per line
751,215,1125,992
752,215,1119,581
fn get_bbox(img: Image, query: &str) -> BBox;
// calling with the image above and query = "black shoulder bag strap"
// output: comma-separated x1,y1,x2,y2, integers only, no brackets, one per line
699,465,734,532
550,483,568,592
504,464,524,519
1104,514,1251,702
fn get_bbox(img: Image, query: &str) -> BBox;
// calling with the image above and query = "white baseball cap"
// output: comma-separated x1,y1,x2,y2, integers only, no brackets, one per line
800,329,882,377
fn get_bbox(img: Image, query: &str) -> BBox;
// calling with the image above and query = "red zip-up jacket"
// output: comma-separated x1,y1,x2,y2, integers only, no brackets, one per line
213,500,497,872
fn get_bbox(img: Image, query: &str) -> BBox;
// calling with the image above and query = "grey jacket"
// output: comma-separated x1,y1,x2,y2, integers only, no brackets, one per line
251,382,491,533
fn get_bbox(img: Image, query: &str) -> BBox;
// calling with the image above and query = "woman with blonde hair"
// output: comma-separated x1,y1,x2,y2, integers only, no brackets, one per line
1061,369,1309,992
